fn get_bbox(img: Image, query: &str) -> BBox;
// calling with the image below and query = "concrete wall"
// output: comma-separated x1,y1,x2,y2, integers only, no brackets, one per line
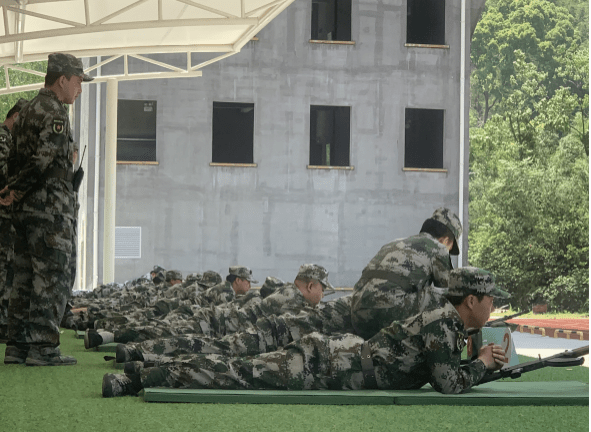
75,0,478,288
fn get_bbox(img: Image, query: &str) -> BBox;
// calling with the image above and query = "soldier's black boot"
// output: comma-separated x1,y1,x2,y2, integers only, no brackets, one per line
4,344,29,365
116,343,144,363
25,345,77,366
102,373,142,398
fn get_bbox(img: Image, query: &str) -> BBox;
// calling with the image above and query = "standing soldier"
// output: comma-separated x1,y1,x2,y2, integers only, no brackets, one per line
0,98,28,342
0,53,93,366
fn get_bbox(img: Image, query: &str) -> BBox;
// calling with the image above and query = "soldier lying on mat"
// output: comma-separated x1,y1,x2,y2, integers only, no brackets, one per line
115,293,353,363
103,267,508,396
86,264,333,349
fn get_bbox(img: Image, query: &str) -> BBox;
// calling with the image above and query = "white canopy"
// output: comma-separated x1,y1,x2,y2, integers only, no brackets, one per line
0,0,295,92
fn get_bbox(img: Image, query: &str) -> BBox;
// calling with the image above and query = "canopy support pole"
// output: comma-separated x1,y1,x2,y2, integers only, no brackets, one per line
102,78,118,284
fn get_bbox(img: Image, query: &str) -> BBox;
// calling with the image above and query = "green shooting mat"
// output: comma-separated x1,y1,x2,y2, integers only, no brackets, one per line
143,381,588,406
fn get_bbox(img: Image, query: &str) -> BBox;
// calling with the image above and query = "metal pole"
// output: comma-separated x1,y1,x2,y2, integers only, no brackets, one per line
77,68,90,291
458,0,467,267
93,56,101,288
103,78,118,284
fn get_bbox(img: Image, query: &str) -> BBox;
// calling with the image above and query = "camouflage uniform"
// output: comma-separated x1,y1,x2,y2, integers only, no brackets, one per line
0,124,15,339
134,293,482,394
3,54,93,363
108,268,508,396
351,208,462,339
130,296,353,359
121,267,339,359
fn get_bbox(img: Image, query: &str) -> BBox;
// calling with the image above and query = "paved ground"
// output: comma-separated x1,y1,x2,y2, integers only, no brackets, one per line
512,331,589,368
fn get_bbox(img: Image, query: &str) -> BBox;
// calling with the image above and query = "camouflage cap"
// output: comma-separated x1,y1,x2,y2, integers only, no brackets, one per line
199,270,222,288
47,53,94,82
229,266,258,284
446,267,510,299
260,276,285,299
165,270,182,282
152,265,166,274
430,207,462,255
296,264,334,291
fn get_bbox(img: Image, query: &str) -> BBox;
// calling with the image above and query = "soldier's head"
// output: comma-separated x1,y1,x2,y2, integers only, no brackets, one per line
420,207,462,255
294,264,334,306
227,266,258,295
45,53,93,104
165,270,183,286
198,270,223,290
4,98,28,130
445,267,510,328
150,265,166,280
260,276,285,299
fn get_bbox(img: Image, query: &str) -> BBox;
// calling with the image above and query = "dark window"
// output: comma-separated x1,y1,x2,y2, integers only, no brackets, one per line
404,108,444,169
310,105,350,166
406,0,445,45
117,100,157,162
311,0,352,41
212,102,254,164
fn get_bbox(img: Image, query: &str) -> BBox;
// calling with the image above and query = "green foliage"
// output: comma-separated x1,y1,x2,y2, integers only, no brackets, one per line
471,0,581,125
469,3,589,313
0,60,46,120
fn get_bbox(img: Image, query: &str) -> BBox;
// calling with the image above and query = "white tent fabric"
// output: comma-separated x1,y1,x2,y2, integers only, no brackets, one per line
0,0,295,91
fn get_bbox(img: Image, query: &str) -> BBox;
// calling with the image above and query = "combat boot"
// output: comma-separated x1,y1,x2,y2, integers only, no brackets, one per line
102,373,142,398
116,343,144,363
25,345,77,366
84,329,114,349
4,344,29,365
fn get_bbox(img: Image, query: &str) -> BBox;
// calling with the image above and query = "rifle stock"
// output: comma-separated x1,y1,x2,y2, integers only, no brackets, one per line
477,345,589,385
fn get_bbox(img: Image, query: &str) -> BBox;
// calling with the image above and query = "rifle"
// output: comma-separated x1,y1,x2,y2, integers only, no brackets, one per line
476,345,589,385
72,145,86,193
486,310,529,328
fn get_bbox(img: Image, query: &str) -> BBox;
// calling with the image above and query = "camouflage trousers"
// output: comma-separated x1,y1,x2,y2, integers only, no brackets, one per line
140,332,367,391
132,298,357,359
0,214,15,338
132,312,322,358
7,211,73,352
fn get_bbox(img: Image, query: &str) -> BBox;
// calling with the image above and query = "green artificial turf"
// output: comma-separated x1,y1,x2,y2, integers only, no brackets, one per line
0,330,588,432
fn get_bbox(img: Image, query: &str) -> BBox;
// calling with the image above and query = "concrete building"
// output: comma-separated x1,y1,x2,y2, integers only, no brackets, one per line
74,0,486,289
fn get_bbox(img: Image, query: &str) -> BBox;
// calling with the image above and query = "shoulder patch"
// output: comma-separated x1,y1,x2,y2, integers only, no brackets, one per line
53,119,65,134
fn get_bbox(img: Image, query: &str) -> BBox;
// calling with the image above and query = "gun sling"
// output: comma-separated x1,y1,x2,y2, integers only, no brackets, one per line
360,342,378,389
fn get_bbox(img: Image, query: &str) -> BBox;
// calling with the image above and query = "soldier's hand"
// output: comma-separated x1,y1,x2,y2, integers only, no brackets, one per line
478,343,506,371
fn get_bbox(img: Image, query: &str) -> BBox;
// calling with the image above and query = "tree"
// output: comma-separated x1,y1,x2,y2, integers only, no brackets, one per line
0,61,46,120
470,0,580,125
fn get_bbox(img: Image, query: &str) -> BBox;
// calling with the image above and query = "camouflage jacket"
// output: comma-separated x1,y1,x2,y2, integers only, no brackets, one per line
193,283,311,337
0,124,12,188
351,232,452,338
8,88,76,217
196,281,235,307
370,291,487,393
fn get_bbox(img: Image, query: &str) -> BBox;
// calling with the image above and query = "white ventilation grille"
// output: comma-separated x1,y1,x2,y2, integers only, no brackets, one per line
115,227,141,259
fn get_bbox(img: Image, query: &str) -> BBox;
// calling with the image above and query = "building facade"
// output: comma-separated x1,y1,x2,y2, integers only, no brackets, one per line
75,0,486,289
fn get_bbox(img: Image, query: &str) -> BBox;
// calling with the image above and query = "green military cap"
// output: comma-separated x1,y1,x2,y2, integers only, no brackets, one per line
260,276,285,299
430,207,462,255
229,266,258,283
297,264,334,291
165,270,182,282
446,267,510,299
184,273,202,283
199,270,222,288
47,53,94,81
